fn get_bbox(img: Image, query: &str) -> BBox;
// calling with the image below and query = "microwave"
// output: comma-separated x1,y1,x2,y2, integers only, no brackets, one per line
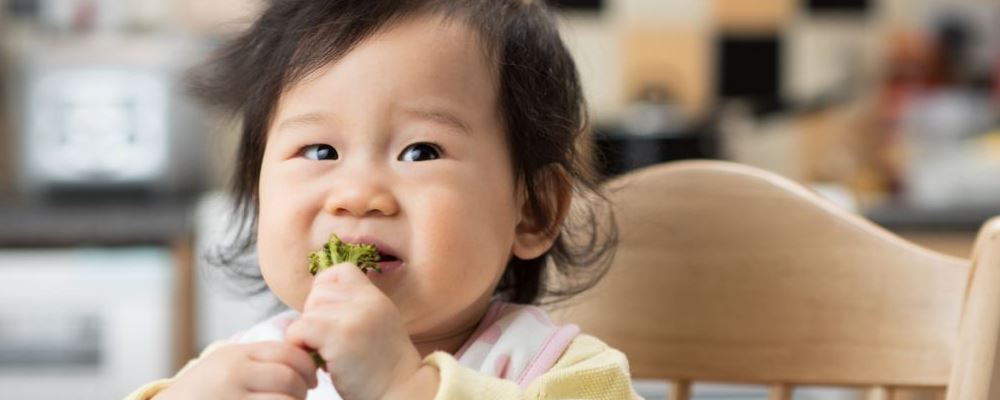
2,31,209,199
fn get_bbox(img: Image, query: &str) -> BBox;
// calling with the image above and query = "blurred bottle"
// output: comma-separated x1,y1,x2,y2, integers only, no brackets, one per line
874,13,985,202
874,32,934,199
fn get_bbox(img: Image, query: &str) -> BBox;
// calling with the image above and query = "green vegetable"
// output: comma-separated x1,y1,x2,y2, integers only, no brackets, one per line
310,351,326,371
308,234,381,275
305,234,382,370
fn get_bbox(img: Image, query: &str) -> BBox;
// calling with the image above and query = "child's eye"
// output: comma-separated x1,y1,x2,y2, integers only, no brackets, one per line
398,143,442,162
301,144,339,161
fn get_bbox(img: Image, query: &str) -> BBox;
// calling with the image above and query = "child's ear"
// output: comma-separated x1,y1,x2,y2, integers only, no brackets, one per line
512,164,572,260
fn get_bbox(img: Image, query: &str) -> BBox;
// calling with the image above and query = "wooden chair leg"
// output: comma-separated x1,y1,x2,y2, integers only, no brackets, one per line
171,234,196,371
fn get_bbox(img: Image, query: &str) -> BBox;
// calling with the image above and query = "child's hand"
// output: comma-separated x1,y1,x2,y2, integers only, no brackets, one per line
154,342,318,400
285,263,434,400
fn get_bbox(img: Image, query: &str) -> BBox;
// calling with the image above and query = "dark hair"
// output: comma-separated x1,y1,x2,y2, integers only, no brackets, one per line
191,0,617,306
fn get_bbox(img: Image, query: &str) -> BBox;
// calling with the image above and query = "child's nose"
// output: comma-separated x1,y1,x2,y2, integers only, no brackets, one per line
321,178,399,218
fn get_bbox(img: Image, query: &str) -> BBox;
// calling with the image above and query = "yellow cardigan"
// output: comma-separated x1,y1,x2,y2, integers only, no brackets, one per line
126,333,642,399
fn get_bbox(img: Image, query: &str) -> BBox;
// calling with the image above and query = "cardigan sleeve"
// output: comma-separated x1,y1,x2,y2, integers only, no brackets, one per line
423,334,642,399
122,342,227,400
126,334,642,399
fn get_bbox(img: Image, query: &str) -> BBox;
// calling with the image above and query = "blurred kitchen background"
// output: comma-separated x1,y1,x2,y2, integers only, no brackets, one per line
0,0,998,399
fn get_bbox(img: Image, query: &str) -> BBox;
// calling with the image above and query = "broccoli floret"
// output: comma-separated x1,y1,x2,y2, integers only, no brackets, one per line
308,234,381,275
305,234,382,369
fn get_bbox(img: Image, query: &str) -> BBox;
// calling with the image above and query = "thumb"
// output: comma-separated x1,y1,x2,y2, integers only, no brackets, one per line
304,262,368,311
313,261,369,288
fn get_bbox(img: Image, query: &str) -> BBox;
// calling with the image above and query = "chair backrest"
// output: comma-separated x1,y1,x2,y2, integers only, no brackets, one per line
551,160,1000,400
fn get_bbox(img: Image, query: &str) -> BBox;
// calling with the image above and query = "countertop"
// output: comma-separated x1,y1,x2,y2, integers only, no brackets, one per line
0,195,199,247
865,204,1000,232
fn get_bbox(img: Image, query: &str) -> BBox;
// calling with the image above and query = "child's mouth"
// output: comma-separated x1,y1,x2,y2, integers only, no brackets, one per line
314,234,406,276
372,251,404,276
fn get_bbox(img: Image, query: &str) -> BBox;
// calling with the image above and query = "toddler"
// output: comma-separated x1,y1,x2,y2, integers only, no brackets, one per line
128,0,638,398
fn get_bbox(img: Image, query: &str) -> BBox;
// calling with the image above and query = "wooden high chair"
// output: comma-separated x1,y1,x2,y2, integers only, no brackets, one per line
552,161,1000,400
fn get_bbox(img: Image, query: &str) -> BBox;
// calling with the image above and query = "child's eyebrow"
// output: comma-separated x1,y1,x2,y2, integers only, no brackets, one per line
401,106,471,136
276,112,331,135
274,107,471,136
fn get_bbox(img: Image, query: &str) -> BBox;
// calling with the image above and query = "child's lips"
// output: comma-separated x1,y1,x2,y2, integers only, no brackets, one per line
337,235,404,264
370,259,405,276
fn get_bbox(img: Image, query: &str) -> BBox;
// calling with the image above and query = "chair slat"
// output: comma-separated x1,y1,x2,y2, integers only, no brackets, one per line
903,389,946,400
769,384,792,400
866,386,893,400
669,380,691,400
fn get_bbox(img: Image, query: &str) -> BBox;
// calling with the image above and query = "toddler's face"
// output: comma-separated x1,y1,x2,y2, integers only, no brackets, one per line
257,14,539,340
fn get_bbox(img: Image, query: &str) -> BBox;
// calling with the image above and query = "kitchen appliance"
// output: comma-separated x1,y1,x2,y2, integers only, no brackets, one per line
716,33,784,116
0,247,174,399
2,29,209,199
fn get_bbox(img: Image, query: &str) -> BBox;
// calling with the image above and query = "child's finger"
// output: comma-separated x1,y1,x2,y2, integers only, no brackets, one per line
242,361,311,398
305,263,360,308
283,315,333,361
313,261,370,287
244,394,300,400
249,342,319,389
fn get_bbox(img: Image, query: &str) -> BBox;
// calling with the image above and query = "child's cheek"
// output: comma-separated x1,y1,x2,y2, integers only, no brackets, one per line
256,210,314,311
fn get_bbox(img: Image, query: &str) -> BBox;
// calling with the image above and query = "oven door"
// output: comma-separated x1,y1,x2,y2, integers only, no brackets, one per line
0,247,173,399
